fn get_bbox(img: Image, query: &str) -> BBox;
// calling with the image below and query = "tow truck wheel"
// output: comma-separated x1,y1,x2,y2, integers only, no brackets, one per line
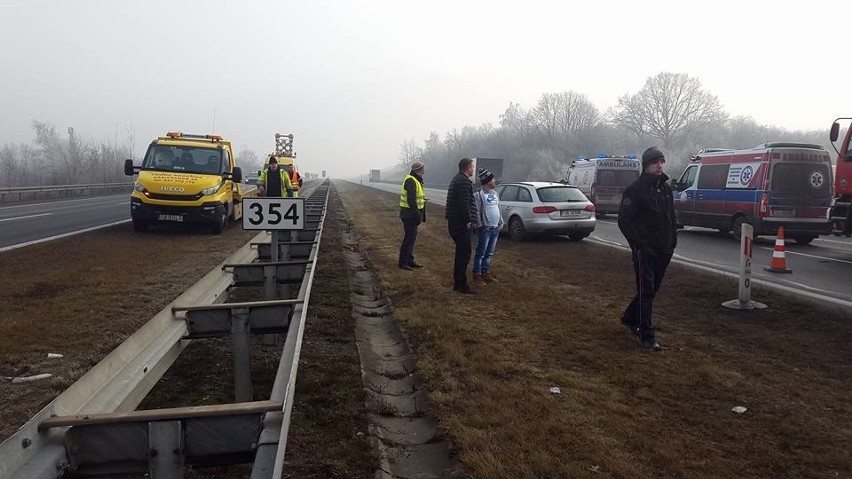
132,219,149,232
211,212,227,234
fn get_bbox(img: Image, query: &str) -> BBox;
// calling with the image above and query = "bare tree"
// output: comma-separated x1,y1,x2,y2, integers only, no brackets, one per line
236,147,261,172
399,139,422,168
612,72,726,149
500,102,538,141
533,93,562,138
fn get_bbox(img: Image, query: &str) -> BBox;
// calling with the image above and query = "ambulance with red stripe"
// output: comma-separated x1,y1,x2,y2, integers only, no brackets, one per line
671,143,833,244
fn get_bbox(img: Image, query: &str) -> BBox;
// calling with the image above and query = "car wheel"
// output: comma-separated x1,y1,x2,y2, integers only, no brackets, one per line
132,219,149,232
211,212,227,234
509,216,527,241
792,235,815,245
568,233,588,241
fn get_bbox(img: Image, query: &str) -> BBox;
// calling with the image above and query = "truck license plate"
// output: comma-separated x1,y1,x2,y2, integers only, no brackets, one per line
158,214,184,222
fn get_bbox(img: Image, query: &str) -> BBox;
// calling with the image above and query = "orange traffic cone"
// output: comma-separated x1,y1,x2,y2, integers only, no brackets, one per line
764,226,792,273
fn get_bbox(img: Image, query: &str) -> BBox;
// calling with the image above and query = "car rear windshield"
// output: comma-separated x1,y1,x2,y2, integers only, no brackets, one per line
770,163,831,198
537,186,588,202
597,169,640,187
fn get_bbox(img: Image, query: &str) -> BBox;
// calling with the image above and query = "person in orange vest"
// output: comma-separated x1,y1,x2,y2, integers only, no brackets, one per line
398,162,426,270
282,163,302,197
257,156,294,197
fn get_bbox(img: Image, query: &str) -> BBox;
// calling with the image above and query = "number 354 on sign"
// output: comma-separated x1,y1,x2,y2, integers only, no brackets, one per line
242,198,305,230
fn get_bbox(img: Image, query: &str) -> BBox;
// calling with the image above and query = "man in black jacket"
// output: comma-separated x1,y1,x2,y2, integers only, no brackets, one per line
398,162,426,270
617,146,678,351
445,157,477,294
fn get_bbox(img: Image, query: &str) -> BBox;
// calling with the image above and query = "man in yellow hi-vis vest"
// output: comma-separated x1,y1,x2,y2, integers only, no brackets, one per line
398,162,426,270
257,156,294,197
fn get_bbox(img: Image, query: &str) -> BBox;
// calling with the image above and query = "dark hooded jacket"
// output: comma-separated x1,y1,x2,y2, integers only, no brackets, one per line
617,172,678,253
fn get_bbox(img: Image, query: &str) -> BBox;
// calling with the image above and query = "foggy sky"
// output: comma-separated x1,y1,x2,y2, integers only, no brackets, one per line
1,0,850,177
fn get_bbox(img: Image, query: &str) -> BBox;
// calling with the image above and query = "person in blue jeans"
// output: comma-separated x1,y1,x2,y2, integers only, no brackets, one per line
473,168,503,285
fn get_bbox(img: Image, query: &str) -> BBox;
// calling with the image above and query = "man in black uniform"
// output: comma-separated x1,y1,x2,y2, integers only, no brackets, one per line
445,157,476,294
617,147,678,351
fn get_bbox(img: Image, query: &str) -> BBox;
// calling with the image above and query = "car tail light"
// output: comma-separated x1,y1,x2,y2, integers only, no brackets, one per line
590,183,596,199
759,192,769,217
533,206,557,214
584,204,596,212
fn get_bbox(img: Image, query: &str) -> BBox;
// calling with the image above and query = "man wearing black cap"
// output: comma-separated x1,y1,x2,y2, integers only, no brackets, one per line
398,162,426,270
617,146,678,352
258,155,294,198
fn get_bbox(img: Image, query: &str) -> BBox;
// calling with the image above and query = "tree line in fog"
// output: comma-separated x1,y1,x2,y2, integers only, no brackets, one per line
0,122,136,188
398,72,829,183
0,122,267,188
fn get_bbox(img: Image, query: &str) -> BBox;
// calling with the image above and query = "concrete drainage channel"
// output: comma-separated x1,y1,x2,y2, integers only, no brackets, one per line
339,211,464,478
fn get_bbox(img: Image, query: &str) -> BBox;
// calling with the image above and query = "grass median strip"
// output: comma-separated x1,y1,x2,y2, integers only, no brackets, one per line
335,180,852,478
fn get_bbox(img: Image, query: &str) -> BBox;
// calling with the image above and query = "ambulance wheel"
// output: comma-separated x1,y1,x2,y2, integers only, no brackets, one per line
792,236,815,245
509,216,528,241
731,216,748,241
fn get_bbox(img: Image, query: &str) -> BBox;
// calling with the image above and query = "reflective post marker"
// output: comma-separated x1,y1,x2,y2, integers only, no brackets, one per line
722,222,767,310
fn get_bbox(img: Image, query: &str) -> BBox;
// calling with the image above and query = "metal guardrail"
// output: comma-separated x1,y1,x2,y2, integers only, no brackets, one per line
0,183,133,203
0,181,330,478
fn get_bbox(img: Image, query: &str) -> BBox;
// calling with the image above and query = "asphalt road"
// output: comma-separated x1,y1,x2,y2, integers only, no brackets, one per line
364,180,852,305
0,194,129,251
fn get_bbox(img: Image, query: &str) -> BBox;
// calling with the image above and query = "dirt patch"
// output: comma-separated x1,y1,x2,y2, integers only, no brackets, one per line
334,180,852,478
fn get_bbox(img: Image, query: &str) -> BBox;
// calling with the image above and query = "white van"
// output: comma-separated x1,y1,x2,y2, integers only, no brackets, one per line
567,156,642,214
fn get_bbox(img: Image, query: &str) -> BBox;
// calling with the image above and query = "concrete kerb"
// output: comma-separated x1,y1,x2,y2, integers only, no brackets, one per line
587,237,852,315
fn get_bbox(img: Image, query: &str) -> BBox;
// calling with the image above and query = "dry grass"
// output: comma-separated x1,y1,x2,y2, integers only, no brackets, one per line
335,180,852,479
0,222,260,441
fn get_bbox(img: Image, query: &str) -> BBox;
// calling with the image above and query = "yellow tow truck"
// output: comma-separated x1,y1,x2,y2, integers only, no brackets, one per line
124,132,243,233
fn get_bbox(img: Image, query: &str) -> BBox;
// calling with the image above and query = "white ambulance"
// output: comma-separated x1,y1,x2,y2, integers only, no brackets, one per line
567,155,642,215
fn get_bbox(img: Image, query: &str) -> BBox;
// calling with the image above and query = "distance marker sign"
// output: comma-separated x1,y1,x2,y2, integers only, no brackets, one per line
242,197,305,230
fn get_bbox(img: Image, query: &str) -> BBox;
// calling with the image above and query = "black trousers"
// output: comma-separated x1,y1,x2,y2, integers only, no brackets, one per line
622,247,672,341
448,219,472,289
398,218,419,267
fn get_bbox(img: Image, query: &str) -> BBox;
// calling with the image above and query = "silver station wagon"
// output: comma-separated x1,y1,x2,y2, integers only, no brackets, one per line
493,182,596,241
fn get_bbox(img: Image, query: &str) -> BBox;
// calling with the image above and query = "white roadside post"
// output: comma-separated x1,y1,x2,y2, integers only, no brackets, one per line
722,222,767,310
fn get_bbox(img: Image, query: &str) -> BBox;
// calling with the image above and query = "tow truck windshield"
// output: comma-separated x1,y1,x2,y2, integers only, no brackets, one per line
142,146,223,175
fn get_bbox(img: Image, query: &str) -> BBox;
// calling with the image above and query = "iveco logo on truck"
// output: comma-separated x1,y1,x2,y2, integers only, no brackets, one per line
161,186,185,192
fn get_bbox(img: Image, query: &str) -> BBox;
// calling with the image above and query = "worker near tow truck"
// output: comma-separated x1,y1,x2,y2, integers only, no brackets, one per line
282,162,303,197
257,156,294,197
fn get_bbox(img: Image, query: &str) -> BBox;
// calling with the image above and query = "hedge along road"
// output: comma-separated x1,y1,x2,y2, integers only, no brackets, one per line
364,179,852,308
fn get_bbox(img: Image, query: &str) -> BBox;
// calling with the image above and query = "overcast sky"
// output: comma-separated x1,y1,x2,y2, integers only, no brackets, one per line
1,0,850,177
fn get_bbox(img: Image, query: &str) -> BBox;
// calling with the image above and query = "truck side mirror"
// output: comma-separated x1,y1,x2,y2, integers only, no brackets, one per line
228,166,243,183
830,122,840,142
124,159,136,176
